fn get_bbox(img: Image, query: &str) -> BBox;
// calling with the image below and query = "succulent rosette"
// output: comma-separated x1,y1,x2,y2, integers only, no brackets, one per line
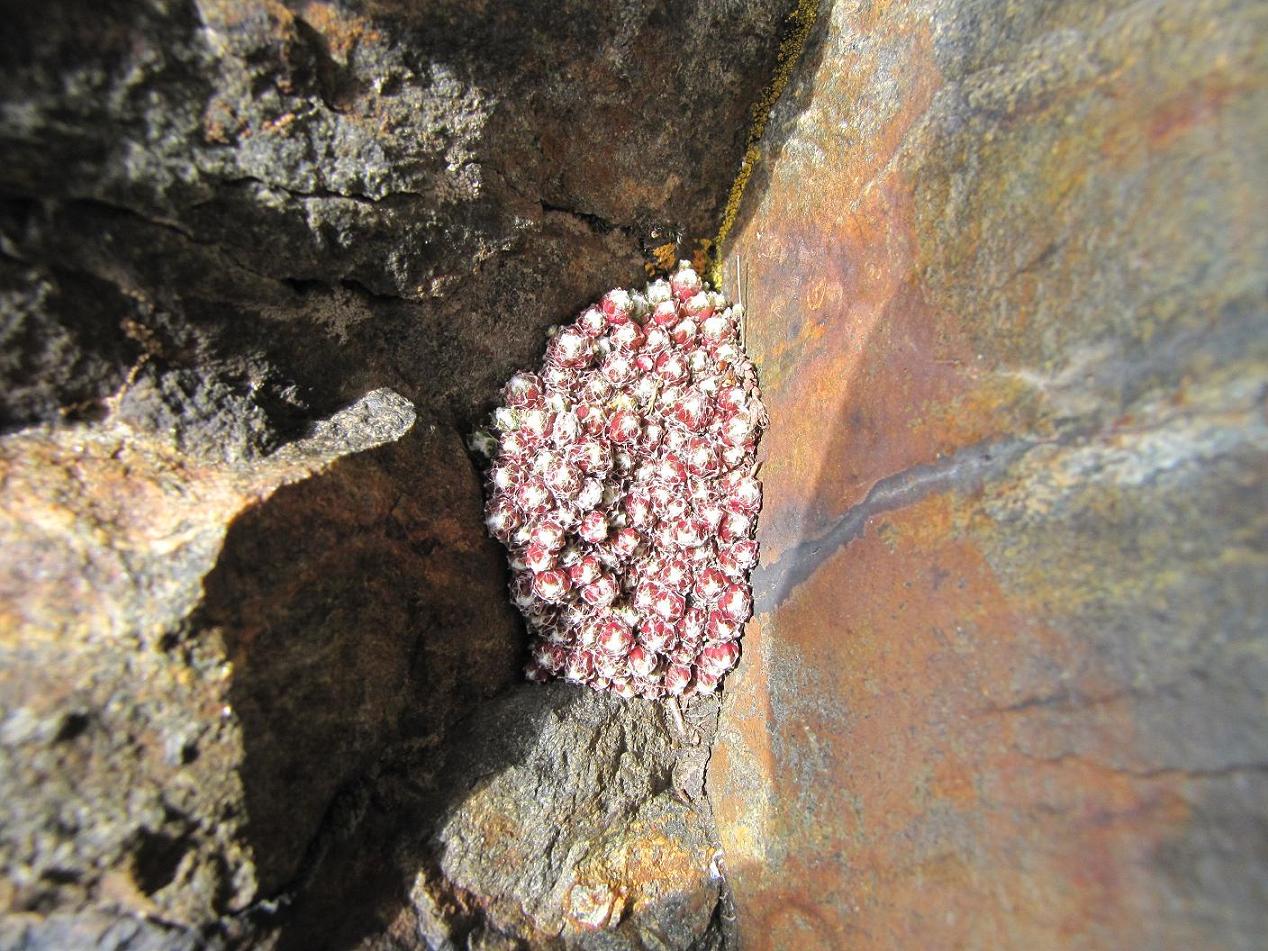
473,262,766,700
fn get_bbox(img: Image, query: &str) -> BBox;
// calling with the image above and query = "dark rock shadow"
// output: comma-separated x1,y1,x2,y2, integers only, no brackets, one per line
197,420,521,945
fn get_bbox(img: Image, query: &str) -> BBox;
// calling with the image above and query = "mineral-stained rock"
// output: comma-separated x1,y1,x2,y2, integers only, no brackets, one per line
710,0,1268,948
0,389,421,921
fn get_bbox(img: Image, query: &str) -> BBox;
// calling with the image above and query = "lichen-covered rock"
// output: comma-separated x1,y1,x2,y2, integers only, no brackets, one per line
709,0,1268,948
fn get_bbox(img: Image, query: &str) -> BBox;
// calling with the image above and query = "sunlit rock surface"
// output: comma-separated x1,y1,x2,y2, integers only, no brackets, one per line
710,0,1267,947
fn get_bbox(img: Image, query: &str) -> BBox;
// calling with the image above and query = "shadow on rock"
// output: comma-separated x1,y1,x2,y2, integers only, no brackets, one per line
197,420,521,939
266,684,732,951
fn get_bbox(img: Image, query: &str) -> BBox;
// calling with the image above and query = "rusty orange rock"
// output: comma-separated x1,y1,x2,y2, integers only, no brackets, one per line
711,0,1268,947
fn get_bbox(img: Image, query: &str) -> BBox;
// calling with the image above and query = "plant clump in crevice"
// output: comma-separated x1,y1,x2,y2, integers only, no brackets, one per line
473,261,766,701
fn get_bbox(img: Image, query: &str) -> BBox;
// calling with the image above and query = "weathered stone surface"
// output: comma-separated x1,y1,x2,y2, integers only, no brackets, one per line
711,0,1268,947
272,686,733,951
0,390,420,921
0,0,791,945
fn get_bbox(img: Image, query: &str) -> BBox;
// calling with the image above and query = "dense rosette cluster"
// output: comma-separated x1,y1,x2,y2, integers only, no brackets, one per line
475,262,766,700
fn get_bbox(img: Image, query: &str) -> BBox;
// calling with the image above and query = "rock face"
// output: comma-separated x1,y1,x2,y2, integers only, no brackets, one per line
710,0,1268,948
277,686,732,951
0,0,791,946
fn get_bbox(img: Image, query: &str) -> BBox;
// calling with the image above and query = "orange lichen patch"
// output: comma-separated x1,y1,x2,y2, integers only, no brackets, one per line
195,0,295,36
298,1,381,62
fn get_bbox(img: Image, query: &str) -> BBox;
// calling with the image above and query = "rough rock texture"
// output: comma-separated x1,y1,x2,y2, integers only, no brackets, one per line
711,0,1268,948
271,686,732,951
0,0,792,946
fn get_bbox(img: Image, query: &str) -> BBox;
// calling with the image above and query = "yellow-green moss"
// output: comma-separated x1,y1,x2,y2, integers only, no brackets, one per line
706,0,819,288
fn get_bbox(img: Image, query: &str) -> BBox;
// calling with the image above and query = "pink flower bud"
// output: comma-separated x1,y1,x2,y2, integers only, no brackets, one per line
521,408,554,441
670,265,702,301
532,568,572,603
643,326,671,352
651,299,679,326
575,404,606,435
504,371,544,408
598,616,634,655
700,314,733,345
525,542,556,573
721,412,754,447
544,461,582,497
725,476,762,513
613,527,641,558
600,288,632,324
580,575,619,608
564,649,594,683
525,662,551,683
602,352,636,386
656,555,692,592
550,411,580,446
515,478,552,518
542,365,578,391
529,519,566,551
549,328,593,367
578,511,609,544
720,443,748,469
698,502,726,530
682,605,706,636
654,351,691,384
611,321,645,351
568,554,601,586
705,609,738,643
672,389,712,431
716,385,746,414
594,652,624,679
718,511,753,543
684,436,718,480
500,430,531,457
484,498,521,541
568,438,610,474
576,479,604,510
662,427,689,452
694,567,729,603
652,586,686,621
683,291,714,318
582,374,612,402
699,641,740,675
693,668,721,695
627,645,659,677
672,517,708,548
656,453,687,484
640,618,678,653
640,421,665,453
664,664,693,696
610,678,637,699
671,318,697,346
488,462,522,493
624,491,655,528
718,583,752,622
510,573,536,609
577,306,607,337
607,409,641,444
